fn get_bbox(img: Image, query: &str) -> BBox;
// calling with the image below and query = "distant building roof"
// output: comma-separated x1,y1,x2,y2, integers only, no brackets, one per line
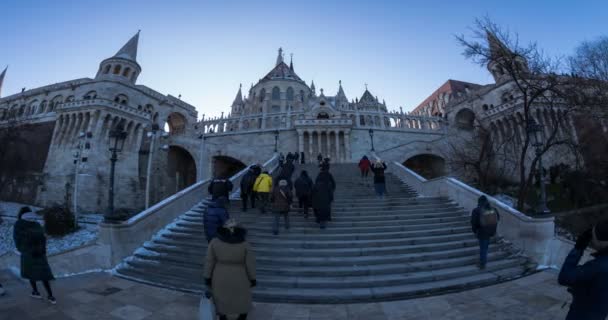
412,79,483,115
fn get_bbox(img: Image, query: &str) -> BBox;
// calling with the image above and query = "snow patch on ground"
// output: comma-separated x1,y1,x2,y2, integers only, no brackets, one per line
0,218,99,257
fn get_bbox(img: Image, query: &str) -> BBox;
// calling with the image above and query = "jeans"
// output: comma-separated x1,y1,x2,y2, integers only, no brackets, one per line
273,211,290,234
374,183,386,198
257,193,269,213
242,193,255,211
479,238,490,267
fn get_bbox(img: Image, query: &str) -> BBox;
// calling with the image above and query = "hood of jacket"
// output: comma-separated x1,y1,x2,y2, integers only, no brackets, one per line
216,226,247,244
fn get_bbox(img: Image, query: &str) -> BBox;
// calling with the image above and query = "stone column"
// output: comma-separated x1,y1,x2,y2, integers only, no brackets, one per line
344,132,351,162
317,130,322,158
335,130,341,163
298,130,304,155
325,129,331,159
308,130,313,163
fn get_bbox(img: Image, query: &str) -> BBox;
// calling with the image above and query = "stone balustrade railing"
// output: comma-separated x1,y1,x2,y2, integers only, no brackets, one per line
60,98,152,119
388,161,563,267
294,119,352,126
98,153,279,267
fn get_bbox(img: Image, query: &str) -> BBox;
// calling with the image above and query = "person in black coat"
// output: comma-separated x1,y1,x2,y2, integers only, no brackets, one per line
294,170,313,218
300,152,305,164
371,160,387,198
314,170,336,224
13,207,56,304
240,167,257,212
558,220,608,320
208,176,234,201
312,181,332,229
204,197,230,242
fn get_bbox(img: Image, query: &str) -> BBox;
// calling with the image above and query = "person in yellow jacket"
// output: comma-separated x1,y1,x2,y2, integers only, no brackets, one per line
253,169,273,214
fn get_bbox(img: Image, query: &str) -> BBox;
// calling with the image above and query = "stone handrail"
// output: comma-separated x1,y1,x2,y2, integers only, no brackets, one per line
229,154,280,200
389,161,559,267
98,153,279,267
294,119,353,126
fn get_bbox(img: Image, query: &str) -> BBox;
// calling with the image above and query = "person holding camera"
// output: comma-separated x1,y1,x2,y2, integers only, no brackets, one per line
558,220,608,320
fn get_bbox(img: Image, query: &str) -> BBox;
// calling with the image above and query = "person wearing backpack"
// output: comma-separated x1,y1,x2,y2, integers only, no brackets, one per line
294,170,313,219
470,195,499,270
271,179,292,235
208,176,234,201
203,197,230,242
240,166,257,212
558,220,608,320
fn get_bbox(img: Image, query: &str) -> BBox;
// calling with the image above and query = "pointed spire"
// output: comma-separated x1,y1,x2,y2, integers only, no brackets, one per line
276,47,284,66
289,53,294,71
310,80,316,95
337,80,347,100
114,30,140,61
232,83,243,105
0,65,6,98
486,30,510,61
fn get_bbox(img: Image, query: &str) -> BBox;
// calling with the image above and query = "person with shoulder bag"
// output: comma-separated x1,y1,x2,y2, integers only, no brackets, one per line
470,196,499,270
271,179,292,235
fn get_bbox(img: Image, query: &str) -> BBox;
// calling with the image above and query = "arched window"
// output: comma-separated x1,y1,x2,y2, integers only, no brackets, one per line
482,104,488,111
104,65,111,74
113,65,122,75
114,94,128,105
84,91,97,100
122,67,131,77
66,95,75,102
455,108,476,130
49,95,63,112
272,87,280,100
259,88,266,102
286,87,294,101
39,101,47,114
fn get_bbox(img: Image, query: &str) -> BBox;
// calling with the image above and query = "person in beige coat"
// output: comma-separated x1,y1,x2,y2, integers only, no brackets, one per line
204,220,256,320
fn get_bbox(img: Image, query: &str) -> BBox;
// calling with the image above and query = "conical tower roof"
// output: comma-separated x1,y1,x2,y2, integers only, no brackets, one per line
232,84,243,105
114,30,140,61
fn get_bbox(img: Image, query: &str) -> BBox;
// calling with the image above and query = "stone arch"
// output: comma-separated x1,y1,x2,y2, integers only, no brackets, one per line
114,94,128,105
166,112,187,135
84,91,97,100
455,108,475,130
212,155,246,179
167,146,197,193
404,154,446,179
113,65,122,75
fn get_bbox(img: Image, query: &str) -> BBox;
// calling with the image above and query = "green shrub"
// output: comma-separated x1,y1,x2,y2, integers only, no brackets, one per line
40,206,77,236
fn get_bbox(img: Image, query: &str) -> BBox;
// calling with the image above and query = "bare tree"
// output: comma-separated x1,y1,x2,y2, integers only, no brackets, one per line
0,115,29,198
456,18,587,211
445,122,517,193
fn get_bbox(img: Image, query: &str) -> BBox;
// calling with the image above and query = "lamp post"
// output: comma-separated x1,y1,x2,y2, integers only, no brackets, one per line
145,124,169,209
274,130,279,152
527,119,550,215
105,124,128,223
368,128,375,151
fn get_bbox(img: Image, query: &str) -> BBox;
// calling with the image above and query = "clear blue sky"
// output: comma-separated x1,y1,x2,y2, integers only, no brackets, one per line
1,0,606,117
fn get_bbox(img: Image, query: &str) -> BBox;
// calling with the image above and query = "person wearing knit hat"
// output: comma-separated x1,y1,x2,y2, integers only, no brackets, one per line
558,220,608,320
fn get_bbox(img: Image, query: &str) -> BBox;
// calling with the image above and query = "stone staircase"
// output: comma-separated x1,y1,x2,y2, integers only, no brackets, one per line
115,163,536,303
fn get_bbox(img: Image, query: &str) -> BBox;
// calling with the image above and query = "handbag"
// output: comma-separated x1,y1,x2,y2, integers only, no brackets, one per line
199,291,216,320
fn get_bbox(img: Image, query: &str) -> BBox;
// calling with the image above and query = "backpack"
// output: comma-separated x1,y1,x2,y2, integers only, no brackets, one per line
479,207,498,235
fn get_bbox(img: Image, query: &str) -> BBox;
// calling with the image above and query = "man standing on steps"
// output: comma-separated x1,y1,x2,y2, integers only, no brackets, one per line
253,169,273,214
294,170,313,219
240,166,257,212
470,195,499,270
371,160,387,199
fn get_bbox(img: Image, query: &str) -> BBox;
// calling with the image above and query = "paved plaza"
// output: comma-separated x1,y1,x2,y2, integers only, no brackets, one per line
0,270,570,320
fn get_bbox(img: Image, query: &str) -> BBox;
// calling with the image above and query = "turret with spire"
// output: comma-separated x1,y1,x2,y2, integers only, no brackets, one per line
0,66,7,98
276,47,284,66
96,31,142,84
486,31,528,83
335,80,349,109
231,83,244,114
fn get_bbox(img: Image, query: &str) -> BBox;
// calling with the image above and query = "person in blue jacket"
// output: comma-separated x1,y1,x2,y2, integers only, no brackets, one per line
558,219,608,320
203,197,230,242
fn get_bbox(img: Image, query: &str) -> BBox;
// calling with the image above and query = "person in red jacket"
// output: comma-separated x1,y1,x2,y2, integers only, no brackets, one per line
358,155,371,185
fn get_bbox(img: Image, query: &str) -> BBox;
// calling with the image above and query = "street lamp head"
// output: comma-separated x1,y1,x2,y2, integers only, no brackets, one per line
274,130,280,136
368,128,374,136
151,123,160,132
109,124,128,152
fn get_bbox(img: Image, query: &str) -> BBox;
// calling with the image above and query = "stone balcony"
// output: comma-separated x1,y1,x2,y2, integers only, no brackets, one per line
294,119,353,127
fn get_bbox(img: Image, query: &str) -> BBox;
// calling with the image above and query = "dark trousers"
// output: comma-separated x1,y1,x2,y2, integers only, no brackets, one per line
478,238,490,266
273,211,290,234
258,193,270,213
30,280,53,297
298,195,310,217
242,192,255,210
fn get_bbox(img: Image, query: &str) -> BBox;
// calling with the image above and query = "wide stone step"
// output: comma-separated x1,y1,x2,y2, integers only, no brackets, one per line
152,237,486,257
133,246,511,276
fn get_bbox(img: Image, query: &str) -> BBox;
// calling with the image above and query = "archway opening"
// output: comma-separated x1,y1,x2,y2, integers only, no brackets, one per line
167,146,197,193
455,108,476,130
404,154,446,179
317,112,329,119
212,155,246,179
166,112,187,135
